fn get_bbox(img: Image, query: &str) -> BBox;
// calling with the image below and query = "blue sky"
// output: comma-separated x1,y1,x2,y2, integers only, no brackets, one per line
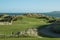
0,0,60,13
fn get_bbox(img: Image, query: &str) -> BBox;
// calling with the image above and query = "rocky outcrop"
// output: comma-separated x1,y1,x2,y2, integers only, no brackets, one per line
12,28,38,37
0,22,12,25
20,28,38,37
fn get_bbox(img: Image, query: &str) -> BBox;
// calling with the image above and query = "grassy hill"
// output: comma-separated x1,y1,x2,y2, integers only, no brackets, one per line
41,11,60,17
0,13,59,40
0,16,49,34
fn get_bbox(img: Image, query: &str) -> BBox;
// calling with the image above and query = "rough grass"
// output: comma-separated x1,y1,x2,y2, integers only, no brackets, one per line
0,17,48,35
0,16,55,40
1,38,60,40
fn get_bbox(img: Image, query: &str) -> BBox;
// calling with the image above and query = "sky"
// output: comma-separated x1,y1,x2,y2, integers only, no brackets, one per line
0,0,60,13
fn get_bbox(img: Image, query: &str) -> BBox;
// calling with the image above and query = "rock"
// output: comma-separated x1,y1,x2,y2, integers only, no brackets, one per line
11,28,38,37
20,28,38,37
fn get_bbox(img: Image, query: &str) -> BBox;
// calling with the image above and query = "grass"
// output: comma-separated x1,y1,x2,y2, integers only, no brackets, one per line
0,17,48,35
1,38,60,40
0,16,58,40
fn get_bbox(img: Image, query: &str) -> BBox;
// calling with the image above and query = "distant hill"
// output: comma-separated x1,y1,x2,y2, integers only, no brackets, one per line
0,13,24,15
0,11,60,17
41,11,60,17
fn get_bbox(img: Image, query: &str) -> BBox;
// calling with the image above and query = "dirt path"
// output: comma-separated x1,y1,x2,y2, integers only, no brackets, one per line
39,24,60,38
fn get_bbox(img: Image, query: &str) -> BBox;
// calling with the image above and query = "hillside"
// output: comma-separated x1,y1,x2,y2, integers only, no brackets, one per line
0,13,59,40
41,11,60,17
0,11,60,17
